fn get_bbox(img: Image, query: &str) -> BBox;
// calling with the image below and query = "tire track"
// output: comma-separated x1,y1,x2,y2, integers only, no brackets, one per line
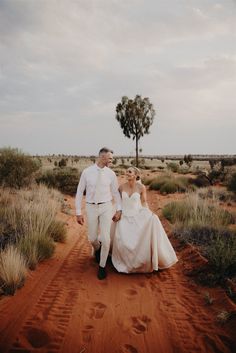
8,232,90,353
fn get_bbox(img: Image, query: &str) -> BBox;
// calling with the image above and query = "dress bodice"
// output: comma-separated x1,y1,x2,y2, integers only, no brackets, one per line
121,191,142,216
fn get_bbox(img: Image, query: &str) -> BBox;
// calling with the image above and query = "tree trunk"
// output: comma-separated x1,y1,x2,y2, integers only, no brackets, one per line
135,135,139,167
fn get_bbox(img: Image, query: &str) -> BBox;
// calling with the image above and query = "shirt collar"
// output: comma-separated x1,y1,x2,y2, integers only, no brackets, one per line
95,163,106,171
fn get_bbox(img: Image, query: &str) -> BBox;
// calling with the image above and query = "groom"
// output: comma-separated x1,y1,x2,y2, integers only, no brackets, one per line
75,147,122,280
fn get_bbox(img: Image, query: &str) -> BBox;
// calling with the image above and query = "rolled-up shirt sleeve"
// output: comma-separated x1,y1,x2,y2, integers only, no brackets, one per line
111,173,122,211
75,171,86,215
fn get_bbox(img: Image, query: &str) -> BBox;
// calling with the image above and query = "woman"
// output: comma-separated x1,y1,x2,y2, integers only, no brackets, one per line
111,167,178,273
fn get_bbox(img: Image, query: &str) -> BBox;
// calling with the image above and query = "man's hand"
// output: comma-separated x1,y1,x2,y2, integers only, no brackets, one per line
112,210,122,222
76,215,85,225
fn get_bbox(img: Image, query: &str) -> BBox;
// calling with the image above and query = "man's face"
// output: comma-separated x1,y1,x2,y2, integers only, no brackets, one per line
100,152,113,167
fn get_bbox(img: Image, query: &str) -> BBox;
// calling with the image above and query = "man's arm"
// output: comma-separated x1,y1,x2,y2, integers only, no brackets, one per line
110,172,122,211
75,171,86,225
111,172,122,222
140,184,149,208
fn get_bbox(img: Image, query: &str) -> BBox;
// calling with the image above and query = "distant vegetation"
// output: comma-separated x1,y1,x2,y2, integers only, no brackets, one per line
0,147,40,188
149,174,195,194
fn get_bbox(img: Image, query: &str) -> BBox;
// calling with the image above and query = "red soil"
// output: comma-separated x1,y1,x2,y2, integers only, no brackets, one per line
0,190,235,353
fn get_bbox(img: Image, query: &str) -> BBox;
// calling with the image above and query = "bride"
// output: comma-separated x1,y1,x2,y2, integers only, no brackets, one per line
111,167,178,273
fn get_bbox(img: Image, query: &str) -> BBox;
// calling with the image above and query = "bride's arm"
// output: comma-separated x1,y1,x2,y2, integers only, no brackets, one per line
140,184,149,208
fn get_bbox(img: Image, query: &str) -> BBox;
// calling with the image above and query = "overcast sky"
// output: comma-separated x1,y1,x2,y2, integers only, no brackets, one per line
0,0,235,156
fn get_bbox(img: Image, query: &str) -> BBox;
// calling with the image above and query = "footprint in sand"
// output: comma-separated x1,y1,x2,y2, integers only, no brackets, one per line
124,288,138,299
87,302,107,319
120,344,138,353
26,327,51,348
130,315,151,334
82,324,94,343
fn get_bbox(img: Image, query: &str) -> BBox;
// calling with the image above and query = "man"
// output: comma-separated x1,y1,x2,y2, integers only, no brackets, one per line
75,147,122,280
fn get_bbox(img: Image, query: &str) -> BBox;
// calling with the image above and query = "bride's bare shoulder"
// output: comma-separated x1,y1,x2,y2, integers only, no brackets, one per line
136,182,145,192
119,182,128,192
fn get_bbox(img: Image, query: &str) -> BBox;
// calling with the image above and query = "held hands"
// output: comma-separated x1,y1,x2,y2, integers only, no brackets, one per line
112,210,122,222
76,215,85,225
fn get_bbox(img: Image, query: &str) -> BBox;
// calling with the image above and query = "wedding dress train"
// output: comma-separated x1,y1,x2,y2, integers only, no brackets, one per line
111,191,178,273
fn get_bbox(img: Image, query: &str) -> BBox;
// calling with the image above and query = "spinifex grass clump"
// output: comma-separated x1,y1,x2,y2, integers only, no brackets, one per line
0,246,27,295
149,174,194,194
0,185,67,294
163,192,234,228
163,191,236,285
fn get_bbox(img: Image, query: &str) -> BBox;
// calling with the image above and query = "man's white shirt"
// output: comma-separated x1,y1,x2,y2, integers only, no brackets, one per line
75,164,122,215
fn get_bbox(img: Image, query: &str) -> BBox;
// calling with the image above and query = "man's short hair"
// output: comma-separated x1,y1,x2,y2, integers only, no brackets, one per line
99,147,113,155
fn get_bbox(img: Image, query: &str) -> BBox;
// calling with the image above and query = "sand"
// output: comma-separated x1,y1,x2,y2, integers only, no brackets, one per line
0,190,235,353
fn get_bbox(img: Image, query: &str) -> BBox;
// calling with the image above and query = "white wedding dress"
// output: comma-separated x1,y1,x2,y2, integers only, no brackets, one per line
111,191,178,273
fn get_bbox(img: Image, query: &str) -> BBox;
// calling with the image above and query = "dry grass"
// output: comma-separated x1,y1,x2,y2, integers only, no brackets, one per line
163,190,236,284
0,246,27,295
163,191,234,228
0,185,66,277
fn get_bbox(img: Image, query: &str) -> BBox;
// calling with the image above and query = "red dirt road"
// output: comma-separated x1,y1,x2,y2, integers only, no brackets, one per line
0,192,235,353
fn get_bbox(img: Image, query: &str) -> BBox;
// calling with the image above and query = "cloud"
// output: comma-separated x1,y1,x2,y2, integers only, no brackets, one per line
0,0,235,154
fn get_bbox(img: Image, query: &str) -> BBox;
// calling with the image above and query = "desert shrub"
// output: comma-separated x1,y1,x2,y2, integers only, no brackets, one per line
208,169,227,184
160,181,178,194
0,245,27,295
149,174,192,194
178,167,190,174
203,232,236,279
167,162,179,173
47,219,67,242
227,172,236,194
184,154,193,167
191,174,212,188
0,147,40,188
36,167,80,195
58,158,67,168
158,166,165,170
141,177,154,186
198,186,235,202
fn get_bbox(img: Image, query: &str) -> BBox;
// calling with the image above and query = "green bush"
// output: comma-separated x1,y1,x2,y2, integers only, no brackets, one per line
160,181,178,194
227,172,236,194
37,167,80,195
203,232,236,278
58,158,67,168
141,177,154,186
149,174,192,194
167,162,179,173
192,174,211,188
0,147,40,188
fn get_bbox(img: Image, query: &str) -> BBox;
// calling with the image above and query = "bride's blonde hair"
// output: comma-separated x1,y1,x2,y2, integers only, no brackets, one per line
129,166,141,181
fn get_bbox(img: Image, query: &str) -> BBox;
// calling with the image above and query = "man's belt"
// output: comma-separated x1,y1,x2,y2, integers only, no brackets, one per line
86,202,107,205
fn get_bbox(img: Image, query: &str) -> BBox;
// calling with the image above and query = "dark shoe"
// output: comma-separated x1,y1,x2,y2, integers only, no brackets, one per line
97,266,107,280
95,247,101,263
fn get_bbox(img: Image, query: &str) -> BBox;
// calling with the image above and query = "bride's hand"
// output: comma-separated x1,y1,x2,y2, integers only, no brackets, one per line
112,211,122,222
